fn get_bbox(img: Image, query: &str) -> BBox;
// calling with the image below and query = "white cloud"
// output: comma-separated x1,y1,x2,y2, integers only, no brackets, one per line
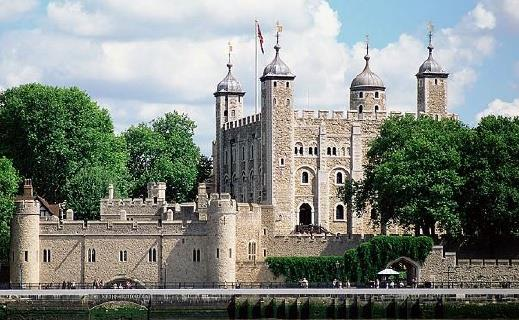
477,98,519,120
0,0,37,21
47,1,112,37
466,3,496,30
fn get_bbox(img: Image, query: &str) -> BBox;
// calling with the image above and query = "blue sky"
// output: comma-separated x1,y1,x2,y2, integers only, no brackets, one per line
0,0,518,154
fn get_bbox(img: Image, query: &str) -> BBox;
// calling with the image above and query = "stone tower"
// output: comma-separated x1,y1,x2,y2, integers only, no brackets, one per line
260,31,296,234
349,40,386,114
10,179,40,287
206,193,237,283
214,50,245,193
416,29,448,117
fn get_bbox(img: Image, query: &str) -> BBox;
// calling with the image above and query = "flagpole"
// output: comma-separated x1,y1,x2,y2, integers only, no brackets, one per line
254,20,258,114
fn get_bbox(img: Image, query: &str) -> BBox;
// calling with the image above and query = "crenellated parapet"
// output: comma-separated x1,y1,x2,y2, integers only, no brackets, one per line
223,113,261,131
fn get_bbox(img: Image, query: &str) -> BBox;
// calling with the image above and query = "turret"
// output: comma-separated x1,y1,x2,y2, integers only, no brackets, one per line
214,43,245,193
350,37,386,115
416,24,448,117
206,193,237,283
10,179,40,288
260,23,296,234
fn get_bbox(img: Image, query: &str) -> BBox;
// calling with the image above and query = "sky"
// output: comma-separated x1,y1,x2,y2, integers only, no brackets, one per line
0,0,518,155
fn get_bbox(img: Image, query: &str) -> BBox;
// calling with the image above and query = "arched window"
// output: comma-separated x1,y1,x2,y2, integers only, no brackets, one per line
301,171,309,184
148,248,157,262
299,146,303,155
286,82,290,88
287,99,290,105
88,248,96,263
119,250,127,262
336,172,343,184
274,81,277,87
332,147,337,156
327,147,331,155
375,105,379,112
314,147,318,155
192,249,201,262
309,147,313,155
359,105,363,114
280,158,285,166
375,91,379,98
295,142,303,155
248,241,257,262
435,79,438,85
359,92,363,98
336,205,345,220
224,110,228,117
43,249,51,263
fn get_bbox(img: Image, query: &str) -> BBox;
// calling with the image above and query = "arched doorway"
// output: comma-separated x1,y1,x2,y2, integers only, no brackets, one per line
299,203,312,225
386,257,420,285
104,277,146,289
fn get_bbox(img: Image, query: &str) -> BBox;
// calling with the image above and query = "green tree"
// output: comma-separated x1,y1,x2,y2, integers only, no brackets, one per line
353,115,468,236
0,83,129,219
124,112,200,202
460,116,519,239
0,157,20,260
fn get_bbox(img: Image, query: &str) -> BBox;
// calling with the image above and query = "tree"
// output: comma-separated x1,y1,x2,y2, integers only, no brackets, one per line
124,112,200,202
460,116,519,239
353,115,468,236
0,157,20,260
188,155,213,199
0,84,129,219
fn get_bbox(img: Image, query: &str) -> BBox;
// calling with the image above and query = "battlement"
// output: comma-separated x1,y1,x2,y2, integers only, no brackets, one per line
15,199,39,213
223,113,261,131
208,193,236,211
100,198,165,207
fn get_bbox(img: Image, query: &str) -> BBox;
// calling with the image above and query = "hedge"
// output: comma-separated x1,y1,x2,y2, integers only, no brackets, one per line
265,236,433,283
265,256,344,282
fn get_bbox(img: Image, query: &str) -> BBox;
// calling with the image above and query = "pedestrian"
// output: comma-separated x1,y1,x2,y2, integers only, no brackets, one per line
375,278,380,289
301,277,309,288
332,278,337,288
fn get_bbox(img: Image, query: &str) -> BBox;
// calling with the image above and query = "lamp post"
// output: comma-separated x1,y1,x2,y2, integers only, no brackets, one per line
335,261,340,282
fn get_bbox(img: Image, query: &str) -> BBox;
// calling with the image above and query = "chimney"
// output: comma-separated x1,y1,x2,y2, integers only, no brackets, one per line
23,179,33,198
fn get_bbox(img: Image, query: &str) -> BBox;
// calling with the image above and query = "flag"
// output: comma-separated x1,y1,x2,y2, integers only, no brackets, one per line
257,22,264,54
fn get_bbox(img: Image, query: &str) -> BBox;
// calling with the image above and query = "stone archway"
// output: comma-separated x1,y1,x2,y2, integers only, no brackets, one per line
386,256,421,285
103,277,146,289
299,203,312,225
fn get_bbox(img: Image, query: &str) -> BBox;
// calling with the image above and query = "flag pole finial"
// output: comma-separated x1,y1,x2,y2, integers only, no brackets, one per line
427,21,434,54
227,41,233,71
275,21,283,52
365,34,369,57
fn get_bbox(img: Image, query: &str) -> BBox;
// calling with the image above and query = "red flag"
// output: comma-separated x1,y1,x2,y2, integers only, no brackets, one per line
257,23,264,54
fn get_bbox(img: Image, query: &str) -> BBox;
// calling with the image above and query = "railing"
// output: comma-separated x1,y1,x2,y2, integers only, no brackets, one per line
4,281,519,290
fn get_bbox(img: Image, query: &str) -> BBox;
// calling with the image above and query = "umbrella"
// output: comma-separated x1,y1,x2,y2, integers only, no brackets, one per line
378,268,400,275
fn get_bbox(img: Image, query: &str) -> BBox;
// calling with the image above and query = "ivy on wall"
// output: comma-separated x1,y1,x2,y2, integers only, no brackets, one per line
266,236,433,283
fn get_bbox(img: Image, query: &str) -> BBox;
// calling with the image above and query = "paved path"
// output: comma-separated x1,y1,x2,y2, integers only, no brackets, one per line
1,288,519,296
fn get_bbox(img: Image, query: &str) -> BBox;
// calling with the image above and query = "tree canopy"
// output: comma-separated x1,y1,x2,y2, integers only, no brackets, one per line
0,157,20,260
351,115,469,236
123,111,200,202
459,116,519,239
0,83,129,219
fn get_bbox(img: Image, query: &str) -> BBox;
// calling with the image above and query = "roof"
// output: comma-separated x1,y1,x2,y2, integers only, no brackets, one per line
261,44,294,80
350,54,385,90
215,63,245,95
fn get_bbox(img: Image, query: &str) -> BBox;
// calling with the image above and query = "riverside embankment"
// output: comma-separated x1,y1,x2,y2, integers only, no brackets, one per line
2,288,519,319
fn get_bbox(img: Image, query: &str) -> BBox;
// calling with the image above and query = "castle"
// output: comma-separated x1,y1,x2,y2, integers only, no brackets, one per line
10,32,456,287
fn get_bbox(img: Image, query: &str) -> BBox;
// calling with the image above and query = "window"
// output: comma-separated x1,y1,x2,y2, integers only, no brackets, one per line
327,147,331,155
274,81,277,87
242,146,245,160
435,79,438,85
250,145,254,159
336,172,343,184
119,250,128,262
314,147,318,155
375,91,379,98
301,171,309,184
231,110,235,117
286,82,290,88
224,110,228,117
359,105,363,114
216,248,220,259
264,249,267,257
332,147,337,156
88,248,96,263
286,99,290,105
336,205,345,220
295,143,303,155
308,147,313,155
248,242,257,262
280,158,285,166
43,249,51,263
299,146,303,155
192,249,201,262
229,248,232,258
370,208,378,219
148,248,157,262
359,92,363,98
375,105,379,112
263,228,267,236
24,251,28,262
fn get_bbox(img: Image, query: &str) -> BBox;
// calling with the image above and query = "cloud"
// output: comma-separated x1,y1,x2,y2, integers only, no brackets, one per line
47,1,113,37
466,3,496,30
0,0,37,21
477,98,519,120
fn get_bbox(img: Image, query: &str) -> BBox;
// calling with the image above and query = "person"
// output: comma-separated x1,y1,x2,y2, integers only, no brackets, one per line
375,278,380,289
390,280,395,288
338,281,343,289
412,277,417,288
301,277,309,288
332,279,337,288
346,280,350,288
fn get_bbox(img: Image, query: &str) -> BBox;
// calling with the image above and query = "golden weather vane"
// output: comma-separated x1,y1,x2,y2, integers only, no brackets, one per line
275,21,283,45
